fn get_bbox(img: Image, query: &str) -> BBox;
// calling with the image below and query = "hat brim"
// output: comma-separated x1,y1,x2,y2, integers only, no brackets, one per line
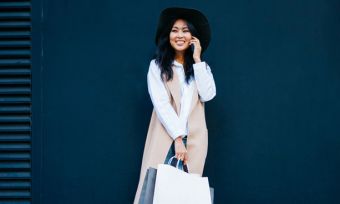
155,7,211,52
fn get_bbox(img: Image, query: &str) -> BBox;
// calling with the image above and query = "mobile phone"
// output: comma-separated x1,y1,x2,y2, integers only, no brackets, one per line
190,44,195,52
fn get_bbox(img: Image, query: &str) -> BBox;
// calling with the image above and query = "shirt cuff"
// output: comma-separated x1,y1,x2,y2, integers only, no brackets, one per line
193,61,207,73
170,128,187,140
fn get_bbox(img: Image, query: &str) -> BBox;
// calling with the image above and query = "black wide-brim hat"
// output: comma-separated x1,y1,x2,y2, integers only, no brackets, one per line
155,7,211,52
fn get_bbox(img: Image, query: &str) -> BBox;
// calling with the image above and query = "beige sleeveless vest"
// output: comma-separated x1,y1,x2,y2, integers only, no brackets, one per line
133,66,208,204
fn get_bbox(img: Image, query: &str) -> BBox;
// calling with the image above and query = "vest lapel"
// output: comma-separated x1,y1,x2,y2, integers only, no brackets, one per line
166,67,181,115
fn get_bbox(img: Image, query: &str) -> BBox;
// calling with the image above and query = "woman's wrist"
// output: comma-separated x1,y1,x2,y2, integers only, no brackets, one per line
175,136,183,143
194,57,201,63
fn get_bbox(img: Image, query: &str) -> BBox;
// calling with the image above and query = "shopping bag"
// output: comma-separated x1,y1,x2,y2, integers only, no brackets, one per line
138,168,157,204
153,157,213,204
210,187,214,204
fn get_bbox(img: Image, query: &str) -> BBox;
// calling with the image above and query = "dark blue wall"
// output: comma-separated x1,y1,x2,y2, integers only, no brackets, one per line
33,0,340,203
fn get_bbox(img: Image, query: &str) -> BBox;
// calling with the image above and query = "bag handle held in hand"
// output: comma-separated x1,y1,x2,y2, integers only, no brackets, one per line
167,156,189,173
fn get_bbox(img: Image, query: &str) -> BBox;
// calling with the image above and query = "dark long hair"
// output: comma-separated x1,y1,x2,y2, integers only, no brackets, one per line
154,18,199,84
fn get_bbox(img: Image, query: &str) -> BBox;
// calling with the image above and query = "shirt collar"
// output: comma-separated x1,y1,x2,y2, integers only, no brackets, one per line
172,60,183,67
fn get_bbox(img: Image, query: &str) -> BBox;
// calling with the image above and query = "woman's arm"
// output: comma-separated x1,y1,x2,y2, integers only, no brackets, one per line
193,62,216,102
147,60,186,140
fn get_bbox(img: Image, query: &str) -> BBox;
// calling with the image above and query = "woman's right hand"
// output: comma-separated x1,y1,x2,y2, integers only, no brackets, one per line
174,137,188,164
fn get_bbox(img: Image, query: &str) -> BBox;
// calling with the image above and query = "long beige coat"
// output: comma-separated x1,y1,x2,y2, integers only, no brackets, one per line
133,66,208,204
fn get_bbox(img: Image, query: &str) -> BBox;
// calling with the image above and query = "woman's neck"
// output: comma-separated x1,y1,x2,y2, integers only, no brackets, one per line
175,52,185,65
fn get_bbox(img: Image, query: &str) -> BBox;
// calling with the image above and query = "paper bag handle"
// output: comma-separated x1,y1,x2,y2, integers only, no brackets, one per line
167,156,189,173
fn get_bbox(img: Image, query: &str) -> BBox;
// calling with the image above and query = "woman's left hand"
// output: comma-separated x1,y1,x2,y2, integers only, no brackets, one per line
190,36,202,63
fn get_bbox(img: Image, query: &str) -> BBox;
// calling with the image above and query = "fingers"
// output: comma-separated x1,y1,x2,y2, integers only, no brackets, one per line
190,37,202,53
174,138,187,162
190,36,200,44
183,154,188,165
176,152,186,161
190,39,199,45
175,149,187,161
191,36,199,41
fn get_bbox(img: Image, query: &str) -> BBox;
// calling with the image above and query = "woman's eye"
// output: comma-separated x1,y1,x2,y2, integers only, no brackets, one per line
171,30,177,32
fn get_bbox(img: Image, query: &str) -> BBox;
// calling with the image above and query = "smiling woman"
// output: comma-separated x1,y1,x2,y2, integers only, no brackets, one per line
133,7,216,203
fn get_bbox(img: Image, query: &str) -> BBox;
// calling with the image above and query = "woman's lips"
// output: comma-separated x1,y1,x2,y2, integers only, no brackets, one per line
176,41,185,45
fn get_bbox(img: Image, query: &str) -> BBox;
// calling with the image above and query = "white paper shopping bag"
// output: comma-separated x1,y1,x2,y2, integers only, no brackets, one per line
153,163,212,204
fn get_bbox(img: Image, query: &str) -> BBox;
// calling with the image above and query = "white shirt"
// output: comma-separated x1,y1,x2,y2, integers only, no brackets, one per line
147,59,216,140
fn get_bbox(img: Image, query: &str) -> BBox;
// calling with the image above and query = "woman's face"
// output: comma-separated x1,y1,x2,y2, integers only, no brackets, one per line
169,19,192,53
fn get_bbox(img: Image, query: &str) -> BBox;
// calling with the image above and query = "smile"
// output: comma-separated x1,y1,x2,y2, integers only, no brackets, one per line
176,41,185,45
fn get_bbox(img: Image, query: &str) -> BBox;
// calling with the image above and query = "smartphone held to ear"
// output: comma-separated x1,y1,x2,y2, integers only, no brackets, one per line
191,44,195,52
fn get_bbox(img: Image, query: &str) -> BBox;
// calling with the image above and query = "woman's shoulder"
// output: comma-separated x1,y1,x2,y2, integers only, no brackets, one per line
149,59,157,66
148,59,160,72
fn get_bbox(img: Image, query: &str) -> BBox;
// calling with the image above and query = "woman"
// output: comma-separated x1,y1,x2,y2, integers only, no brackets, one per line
134,7,216,203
